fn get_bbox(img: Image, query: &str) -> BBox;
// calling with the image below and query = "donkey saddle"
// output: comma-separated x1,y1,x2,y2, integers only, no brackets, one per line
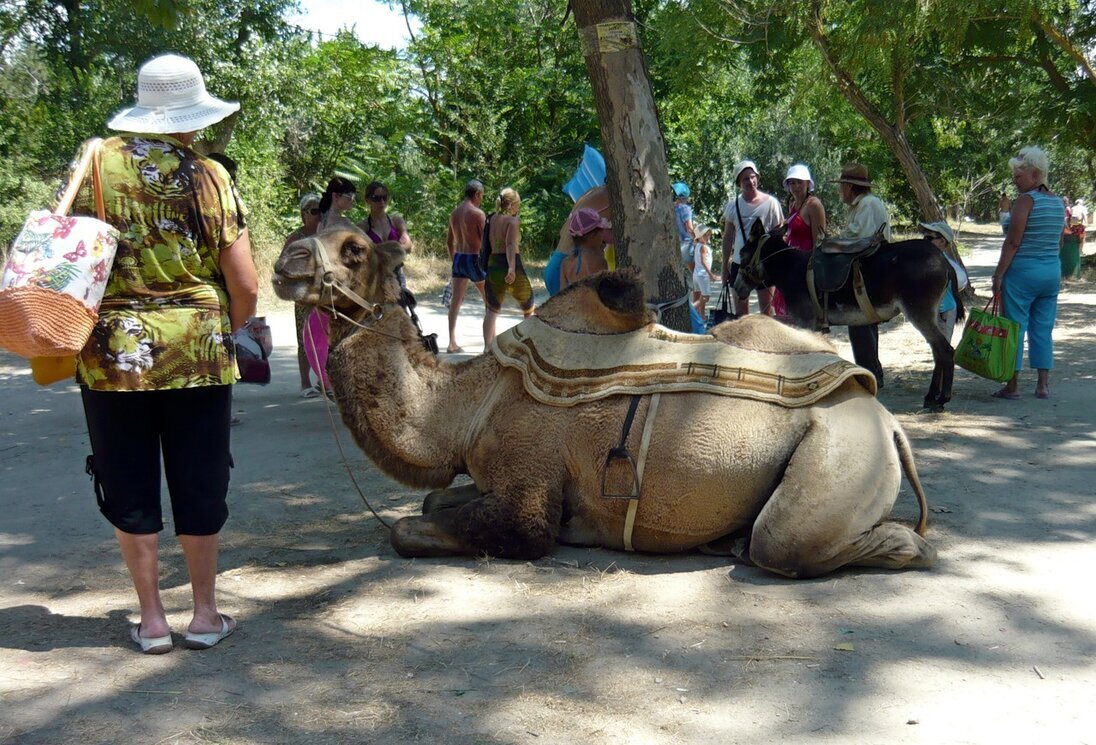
806,225,888,330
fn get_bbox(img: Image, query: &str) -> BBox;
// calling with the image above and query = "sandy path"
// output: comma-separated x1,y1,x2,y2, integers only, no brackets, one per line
1,235,1093,744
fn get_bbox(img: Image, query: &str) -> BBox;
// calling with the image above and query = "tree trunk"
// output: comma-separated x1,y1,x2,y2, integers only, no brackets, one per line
572,0,690,331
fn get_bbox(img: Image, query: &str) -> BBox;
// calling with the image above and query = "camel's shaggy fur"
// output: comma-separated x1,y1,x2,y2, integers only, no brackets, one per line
272,229,936,578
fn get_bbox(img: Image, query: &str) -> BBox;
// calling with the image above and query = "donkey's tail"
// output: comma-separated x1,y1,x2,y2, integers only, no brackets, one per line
893,427,929,536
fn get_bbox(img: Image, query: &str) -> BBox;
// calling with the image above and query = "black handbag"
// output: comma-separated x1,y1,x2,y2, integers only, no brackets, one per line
708,281,736,327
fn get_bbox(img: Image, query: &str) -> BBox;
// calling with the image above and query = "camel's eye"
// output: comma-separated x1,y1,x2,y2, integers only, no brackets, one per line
342,241,367,261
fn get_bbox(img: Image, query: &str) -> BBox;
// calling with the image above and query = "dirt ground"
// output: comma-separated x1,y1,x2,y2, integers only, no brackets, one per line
1,233,1094,744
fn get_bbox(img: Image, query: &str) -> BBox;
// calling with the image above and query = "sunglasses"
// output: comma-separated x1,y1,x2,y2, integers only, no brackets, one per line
306,208,321,215
368,194,389,203
338,191,356,198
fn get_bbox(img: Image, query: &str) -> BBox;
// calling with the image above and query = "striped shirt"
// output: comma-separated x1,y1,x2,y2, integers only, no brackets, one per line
1011,190,1066,262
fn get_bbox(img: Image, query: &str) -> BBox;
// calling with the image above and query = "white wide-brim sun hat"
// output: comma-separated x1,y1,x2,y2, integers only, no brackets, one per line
783,163,814,191
108,54,239,134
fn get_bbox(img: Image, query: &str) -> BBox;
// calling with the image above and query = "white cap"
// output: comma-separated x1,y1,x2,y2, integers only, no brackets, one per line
783,163,814,191
733,160,759,186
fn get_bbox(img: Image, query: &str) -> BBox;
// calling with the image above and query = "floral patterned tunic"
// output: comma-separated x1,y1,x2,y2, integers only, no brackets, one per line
58,135,246,391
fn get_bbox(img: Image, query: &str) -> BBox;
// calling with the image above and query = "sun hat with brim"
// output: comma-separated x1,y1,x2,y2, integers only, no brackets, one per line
108,54,240,134
672,181,691,199
783,163,814,191
733,160,759,186
831,163,873,188
919,221,955,245
568,207,611,237
693,224,713,241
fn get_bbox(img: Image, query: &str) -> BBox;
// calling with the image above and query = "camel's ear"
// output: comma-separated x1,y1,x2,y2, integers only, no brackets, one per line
370,239,406,275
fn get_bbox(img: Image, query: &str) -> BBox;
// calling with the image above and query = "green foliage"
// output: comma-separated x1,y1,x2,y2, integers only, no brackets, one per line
2,0,1093,274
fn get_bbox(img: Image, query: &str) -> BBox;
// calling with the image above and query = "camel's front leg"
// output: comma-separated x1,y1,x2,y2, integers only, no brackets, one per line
422,482,482,514
392,477,564,560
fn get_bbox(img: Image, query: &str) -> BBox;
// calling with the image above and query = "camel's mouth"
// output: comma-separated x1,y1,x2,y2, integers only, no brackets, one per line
271,272,321,304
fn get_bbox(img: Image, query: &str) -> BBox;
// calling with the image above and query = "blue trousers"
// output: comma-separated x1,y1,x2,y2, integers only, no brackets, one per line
1002,257,1059,371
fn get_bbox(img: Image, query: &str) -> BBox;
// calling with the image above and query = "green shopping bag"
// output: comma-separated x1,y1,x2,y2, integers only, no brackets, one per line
954,295,1020,383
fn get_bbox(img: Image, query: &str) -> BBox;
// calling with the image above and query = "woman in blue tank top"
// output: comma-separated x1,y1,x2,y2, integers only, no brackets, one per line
991,146,1066,400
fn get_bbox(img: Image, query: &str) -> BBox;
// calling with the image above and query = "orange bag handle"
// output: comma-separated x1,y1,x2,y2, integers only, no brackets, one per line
53,138,106,219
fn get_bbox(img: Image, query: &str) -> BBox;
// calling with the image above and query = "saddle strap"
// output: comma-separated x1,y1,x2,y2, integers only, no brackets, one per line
805,256,829,332
623,392,661,552
851,263,884,324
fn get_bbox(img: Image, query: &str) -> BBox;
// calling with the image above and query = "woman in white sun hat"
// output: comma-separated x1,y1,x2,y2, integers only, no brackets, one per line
772,163,827,316
58,53,256,654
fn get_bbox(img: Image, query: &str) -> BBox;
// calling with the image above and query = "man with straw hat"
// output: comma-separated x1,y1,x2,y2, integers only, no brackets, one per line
67,53,256,653
833,162,890,387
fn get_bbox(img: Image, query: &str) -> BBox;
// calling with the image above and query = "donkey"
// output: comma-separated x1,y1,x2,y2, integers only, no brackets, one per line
733,219,964,410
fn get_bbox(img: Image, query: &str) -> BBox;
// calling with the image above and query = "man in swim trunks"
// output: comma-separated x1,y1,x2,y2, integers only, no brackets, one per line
446,179,487,352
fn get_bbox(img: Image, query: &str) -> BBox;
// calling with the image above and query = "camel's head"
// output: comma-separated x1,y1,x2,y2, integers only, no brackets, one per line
536,269,655,334
272,225,405,310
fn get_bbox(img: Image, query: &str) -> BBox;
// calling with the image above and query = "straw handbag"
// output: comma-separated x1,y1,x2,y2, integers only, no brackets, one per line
0,138,119,358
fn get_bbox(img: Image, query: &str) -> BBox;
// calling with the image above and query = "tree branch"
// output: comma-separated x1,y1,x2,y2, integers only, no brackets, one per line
1033,15,1096,85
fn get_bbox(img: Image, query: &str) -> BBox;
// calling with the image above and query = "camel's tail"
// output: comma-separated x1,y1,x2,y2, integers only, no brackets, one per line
893,428,929,536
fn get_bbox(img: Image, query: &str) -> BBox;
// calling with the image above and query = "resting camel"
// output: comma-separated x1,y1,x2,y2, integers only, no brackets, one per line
272,226,936,578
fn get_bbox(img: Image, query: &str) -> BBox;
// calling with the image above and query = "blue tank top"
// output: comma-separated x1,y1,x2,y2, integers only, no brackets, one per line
1015,191,1066,261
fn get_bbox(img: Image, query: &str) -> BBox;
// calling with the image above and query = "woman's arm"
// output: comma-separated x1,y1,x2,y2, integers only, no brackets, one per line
393,214,412,253
505,217,519,284
220,227,259,332
993,194,1033,295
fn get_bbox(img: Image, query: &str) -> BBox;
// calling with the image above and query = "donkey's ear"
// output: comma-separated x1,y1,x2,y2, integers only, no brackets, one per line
773,223,788,239
749,218,766,239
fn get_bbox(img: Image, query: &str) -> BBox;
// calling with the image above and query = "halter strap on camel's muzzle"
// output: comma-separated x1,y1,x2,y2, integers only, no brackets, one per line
309,235,438,355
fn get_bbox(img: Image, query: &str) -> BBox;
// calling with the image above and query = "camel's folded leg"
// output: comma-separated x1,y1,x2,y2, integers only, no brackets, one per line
422,482,482,514
748,400,937,578
392,477,563,560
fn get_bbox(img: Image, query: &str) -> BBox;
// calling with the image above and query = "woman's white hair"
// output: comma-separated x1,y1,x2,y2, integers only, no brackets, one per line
1009,146,1050,187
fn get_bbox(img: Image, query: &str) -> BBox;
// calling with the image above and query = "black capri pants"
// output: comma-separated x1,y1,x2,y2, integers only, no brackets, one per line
81,385,233,535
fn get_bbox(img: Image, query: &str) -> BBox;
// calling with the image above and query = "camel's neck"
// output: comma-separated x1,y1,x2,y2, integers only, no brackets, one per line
327,312,498,489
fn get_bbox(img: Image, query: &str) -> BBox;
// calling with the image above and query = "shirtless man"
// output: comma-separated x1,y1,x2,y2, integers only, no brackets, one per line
445,179,487,353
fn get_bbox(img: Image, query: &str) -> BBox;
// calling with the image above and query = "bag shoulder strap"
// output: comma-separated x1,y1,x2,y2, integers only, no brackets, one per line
55,137,105,218
734,195,748,248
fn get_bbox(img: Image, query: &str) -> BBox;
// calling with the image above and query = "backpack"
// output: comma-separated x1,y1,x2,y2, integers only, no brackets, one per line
478,213,494,272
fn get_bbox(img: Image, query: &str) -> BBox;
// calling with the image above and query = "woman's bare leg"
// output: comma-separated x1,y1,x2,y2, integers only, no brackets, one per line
115,529,170,638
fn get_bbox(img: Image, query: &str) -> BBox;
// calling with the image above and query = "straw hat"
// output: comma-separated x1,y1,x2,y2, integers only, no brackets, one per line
108,54,240,134
783,163,814,191
831,163,873,188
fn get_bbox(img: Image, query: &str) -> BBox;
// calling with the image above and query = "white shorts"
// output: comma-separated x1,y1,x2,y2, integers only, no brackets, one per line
693,272,711,296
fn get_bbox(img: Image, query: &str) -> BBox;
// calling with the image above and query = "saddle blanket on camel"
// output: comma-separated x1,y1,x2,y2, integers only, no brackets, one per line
491,316,877,408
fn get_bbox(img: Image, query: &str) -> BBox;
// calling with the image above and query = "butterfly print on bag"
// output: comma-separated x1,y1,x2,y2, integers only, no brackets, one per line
63,240,87,262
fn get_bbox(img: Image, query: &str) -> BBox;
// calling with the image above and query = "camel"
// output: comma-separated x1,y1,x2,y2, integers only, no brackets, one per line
272,226,937,578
